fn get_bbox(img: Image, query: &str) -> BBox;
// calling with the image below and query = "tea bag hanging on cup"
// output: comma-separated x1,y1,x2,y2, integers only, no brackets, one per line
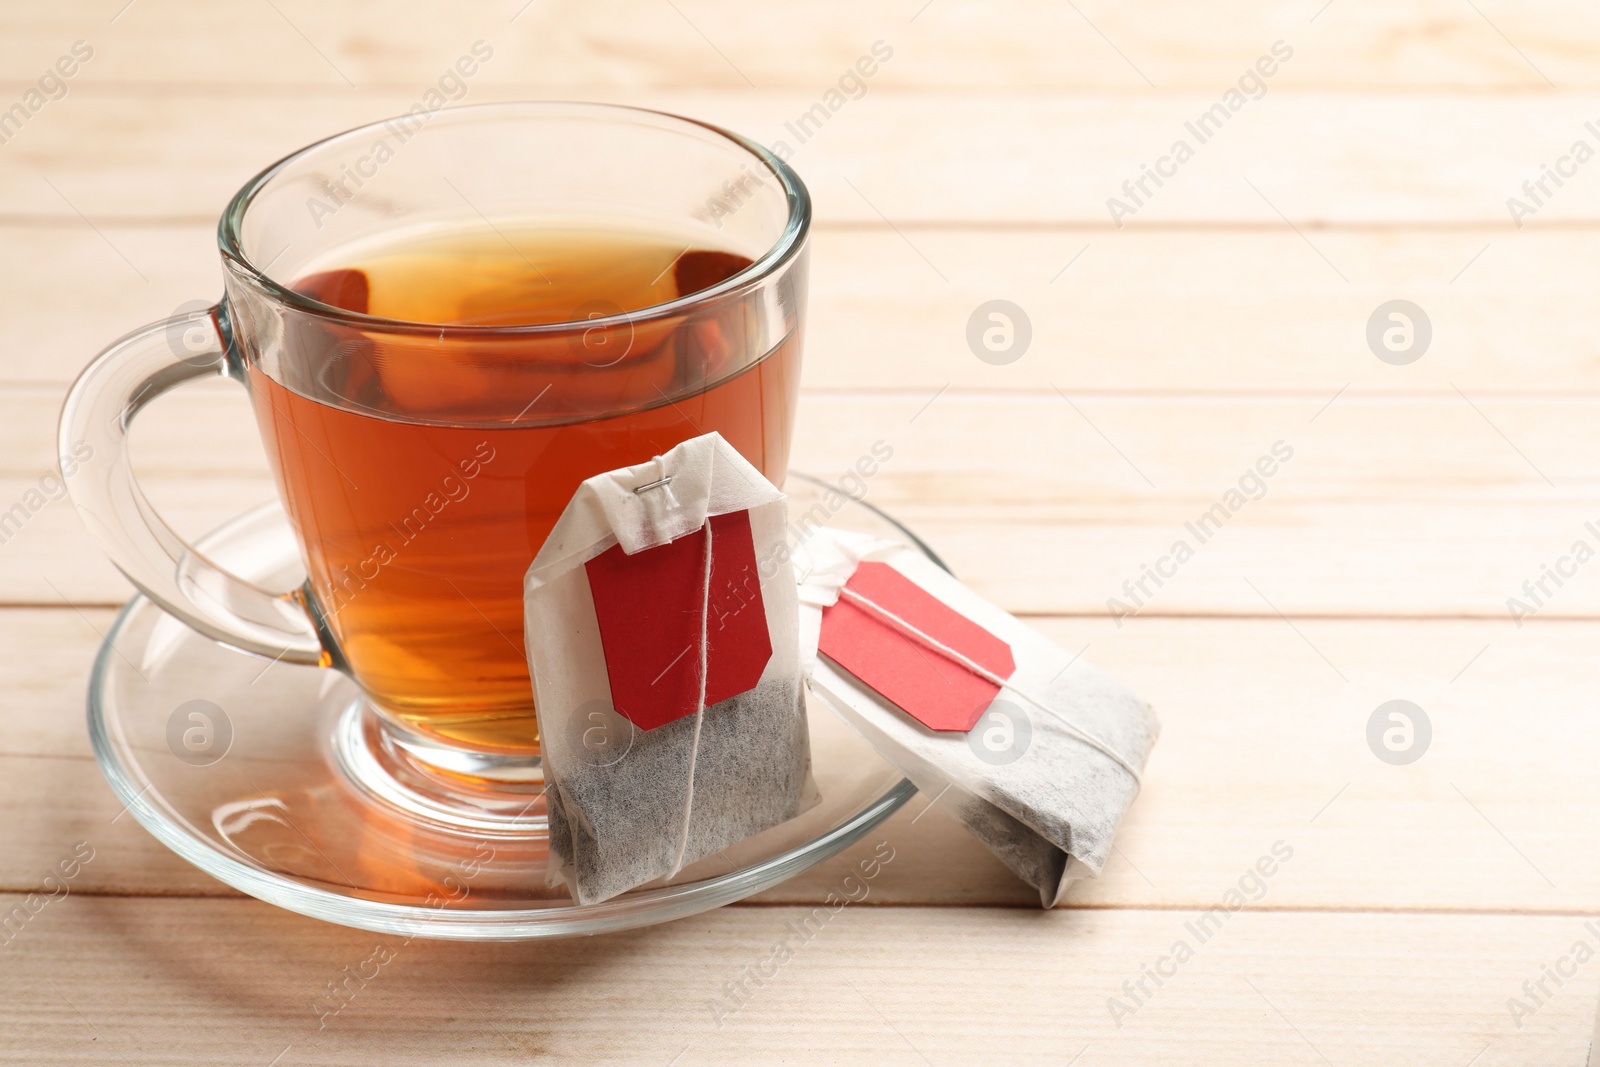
796,528,1157,907
524,432,817,905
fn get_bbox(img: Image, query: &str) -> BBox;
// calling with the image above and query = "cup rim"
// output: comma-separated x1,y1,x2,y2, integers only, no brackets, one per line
216,100,811,337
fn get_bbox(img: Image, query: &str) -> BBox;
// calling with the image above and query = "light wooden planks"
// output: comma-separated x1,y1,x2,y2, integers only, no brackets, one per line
21,384,1600,500
0,0,1595,91
5,3,1599,1060
0,898,1591,1064
20,483,1600,618
5,225,1600,395
11,608,1600,915
7,90,1600,224
7,382,1600,615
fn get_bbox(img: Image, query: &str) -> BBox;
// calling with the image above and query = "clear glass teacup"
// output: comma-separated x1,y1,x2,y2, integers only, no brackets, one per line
60,102,810,797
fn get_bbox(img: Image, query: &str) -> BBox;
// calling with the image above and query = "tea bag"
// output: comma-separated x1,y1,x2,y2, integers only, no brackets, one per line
795,528,1157,908
524,432,817,905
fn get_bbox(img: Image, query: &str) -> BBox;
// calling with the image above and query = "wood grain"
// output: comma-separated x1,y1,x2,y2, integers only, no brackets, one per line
0,897,1590,1065
7,382,1599,615
20,382,1600,498
5,1,1598,1060
9,608,1599,916
5,225,1599,396
0,0,1593,91
5,90,1600,225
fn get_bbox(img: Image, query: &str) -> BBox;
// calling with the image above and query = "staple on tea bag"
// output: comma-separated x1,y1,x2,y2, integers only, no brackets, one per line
525,433,817,905
796,528,1157,908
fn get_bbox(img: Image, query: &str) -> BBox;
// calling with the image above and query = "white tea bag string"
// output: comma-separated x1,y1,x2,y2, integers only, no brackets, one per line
836,587,1144,789
667,515,715,876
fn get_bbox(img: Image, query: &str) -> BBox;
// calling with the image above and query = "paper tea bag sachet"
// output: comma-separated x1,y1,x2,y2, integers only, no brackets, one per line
796,528,1157,907
523,432,818,905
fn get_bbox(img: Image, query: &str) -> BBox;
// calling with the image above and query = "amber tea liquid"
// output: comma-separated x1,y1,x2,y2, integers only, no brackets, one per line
248,223,800,754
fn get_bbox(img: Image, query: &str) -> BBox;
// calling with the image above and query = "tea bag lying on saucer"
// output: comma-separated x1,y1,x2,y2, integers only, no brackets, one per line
524,432,818,905
795,528,1157,908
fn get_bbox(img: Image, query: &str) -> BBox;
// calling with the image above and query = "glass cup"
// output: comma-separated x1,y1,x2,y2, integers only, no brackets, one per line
60,102,810,800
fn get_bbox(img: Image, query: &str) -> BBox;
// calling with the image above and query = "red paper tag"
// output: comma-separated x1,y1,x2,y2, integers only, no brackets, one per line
818,561,1015,732
585,510,772,731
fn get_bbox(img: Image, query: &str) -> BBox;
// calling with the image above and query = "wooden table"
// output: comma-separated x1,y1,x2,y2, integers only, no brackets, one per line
4,2,1598,1062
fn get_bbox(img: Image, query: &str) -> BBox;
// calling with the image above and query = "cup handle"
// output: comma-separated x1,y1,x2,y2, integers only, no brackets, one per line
58,304,325,666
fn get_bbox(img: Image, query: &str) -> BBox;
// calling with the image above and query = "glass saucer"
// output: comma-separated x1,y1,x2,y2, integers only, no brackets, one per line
87,475,939,940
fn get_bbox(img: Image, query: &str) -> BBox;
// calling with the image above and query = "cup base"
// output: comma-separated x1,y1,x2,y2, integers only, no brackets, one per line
333,701,549,832
367,702,545,784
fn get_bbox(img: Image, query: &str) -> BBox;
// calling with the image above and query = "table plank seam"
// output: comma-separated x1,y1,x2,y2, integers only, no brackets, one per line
6,604,1597,623
6,214,1600,234
1,890,1591,918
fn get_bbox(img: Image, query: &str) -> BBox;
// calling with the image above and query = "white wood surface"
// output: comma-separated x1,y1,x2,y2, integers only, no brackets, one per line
12,90,1600,226
3,1,1599,1063
2,0,1595,90
5,899,1590,1065
7,225,1600,395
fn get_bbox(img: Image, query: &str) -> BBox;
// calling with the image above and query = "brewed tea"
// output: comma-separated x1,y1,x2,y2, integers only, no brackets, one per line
247,223,800,754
